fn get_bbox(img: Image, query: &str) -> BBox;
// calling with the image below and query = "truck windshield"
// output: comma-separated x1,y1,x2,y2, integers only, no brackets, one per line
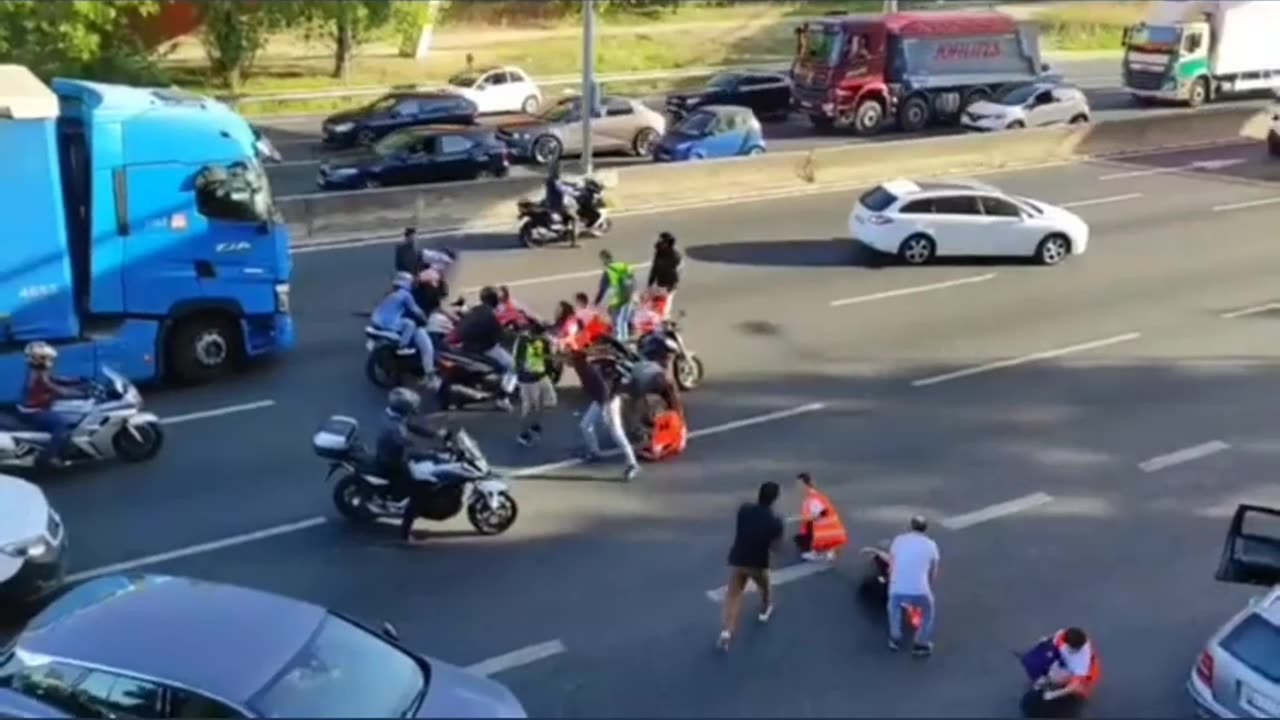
194,160,276,224
800,26,844,66
1128,25,1180,50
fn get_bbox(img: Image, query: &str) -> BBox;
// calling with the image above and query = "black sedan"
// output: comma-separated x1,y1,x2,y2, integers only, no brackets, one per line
321,91,478,148
316,126,510,191
665,70,792,122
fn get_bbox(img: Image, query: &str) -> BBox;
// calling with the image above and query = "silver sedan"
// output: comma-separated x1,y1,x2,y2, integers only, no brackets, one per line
496,95,666,165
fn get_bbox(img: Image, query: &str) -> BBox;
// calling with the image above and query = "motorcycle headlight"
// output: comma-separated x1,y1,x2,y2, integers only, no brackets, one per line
1,536,49,559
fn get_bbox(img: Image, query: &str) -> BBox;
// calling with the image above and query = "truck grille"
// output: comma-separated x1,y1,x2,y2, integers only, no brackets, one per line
1126,70,1164,91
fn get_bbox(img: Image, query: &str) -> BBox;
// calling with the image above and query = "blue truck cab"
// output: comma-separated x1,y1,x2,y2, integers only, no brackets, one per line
0,65,293,403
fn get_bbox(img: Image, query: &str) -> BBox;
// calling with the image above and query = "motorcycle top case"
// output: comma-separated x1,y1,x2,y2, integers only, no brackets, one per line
312,415,360,460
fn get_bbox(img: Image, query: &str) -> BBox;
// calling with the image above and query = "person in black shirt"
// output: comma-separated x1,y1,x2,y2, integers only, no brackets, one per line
718,481,784,651
647,232,682,295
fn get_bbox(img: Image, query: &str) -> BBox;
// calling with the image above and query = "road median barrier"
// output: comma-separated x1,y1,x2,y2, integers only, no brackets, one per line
281,107,1267,246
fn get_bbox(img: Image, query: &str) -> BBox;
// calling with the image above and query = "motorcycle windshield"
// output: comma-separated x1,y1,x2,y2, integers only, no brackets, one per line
453,429,489,474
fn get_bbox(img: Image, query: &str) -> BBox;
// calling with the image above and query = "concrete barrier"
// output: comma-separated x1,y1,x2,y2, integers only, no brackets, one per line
281,107,1268,246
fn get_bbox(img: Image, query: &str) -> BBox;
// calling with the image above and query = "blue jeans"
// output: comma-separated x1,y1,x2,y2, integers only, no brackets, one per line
611,303,635,342
390,318,434,373
31,411,73,459
888,592,935,645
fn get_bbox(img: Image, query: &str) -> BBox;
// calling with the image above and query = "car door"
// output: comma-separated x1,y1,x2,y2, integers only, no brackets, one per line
385,97,423,134
436,133,481,180
926,194,985,255
506,68,538,112
596,97,636,151
703,113,742,157
475,71,507,114
380,136,428,186
732,76,769,115
895,197,937,246
976,195,1037,256
399,135,442,184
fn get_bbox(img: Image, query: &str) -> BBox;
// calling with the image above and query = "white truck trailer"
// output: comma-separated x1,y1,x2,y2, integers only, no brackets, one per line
1122,0,1280,106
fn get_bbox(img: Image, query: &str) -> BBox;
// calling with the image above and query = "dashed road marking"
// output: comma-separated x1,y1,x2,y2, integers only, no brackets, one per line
466,639,567,677
830,274,996,308
162,399,277,425
910,333,1142,387
942,492,1055,530
1138,440,1230,473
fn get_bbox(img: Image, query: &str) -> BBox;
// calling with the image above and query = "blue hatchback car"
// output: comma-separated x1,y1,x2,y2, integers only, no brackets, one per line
653,104,765,162
0,574,527,718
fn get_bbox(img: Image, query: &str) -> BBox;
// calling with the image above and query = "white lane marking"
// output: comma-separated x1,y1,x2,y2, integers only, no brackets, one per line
1098,158,1245,181
830,273,996,308
65,516,329,583
1214,197,1280,212
462,262,652,295
466,640,567,677
705,561,833,603
1222,302,1280,319
507,402,827,478
1138,440,1230,473
1059,193,1142,208
161,400,277,425
273,158,322,168
942,492,1054,530
910,332,1142,388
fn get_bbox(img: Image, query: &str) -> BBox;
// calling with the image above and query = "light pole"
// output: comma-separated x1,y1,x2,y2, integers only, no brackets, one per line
582,0,596,177
883,0,897,12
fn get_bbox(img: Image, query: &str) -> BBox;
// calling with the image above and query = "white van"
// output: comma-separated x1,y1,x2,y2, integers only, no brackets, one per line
0,473,66,613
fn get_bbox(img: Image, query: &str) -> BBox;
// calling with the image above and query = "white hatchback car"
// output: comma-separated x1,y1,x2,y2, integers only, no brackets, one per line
447,66,542,115
849,178,1089,266
961,82,1091,132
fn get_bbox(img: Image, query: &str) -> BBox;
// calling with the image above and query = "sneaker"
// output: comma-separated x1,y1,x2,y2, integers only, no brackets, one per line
801,551,821,562
757,605,775,623
716,630,731,651
888,638,901,652
623,464,640,481
912,642,934,657
495,398,513,412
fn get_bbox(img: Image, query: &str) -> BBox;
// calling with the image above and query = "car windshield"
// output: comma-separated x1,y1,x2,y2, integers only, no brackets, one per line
539,98,580,122
676,110,716,136
249,614,427,718
448,73,480,88
374,132,420,157
859,186,898,212
993,84,1039,106
706,73,738,91
367,96,397,113
1221,613,1280,684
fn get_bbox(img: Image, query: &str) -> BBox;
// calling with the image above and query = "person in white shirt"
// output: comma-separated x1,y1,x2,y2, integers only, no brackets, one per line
887,515,939,656
1024,626,1098,718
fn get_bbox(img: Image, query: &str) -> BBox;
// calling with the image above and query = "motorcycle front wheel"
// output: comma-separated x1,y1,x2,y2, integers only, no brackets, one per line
113,422,165,462
332,474,379,525
364,347,399,389
467,491,518,535
518,221,543,249
596,216,613,235
673,353,705,391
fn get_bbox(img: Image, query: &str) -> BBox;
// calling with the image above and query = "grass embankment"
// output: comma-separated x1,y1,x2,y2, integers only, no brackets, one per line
160,1,1140,118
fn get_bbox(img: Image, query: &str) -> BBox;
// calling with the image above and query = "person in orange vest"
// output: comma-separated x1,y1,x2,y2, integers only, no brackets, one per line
1022,626,1101,718
793,472,848,562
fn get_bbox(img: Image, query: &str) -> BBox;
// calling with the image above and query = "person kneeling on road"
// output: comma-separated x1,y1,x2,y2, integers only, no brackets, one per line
371,271,437,389
793,472,848,562
456,286,517,410
622,339,686,461
514,324,557,447
374,388,447,545
1021,627,1100,719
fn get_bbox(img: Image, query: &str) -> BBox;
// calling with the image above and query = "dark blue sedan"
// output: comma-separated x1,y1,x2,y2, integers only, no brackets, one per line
0,574,527,718
321,91,478,149
317,126,510,191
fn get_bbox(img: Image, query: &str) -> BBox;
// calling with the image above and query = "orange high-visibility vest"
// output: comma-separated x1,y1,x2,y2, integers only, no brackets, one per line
802,487,847,552
1052,630,1101,697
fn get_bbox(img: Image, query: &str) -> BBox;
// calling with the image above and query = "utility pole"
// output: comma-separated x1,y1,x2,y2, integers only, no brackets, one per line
582,0,597,177
883,0,898,13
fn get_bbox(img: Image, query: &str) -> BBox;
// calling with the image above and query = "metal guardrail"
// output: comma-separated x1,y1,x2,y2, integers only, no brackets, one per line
223,63,791,106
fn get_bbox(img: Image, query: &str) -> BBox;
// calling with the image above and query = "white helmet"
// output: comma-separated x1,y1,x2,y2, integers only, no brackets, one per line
392,271,415,290
24,341,56,366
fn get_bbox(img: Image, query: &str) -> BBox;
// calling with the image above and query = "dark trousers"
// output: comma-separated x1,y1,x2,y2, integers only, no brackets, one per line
400,485,432,539
793,523,814,552
1020,689,1085,719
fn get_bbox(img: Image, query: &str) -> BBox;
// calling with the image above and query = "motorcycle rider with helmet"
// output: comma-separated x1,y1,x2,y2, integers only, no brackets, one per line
21,342,90,467
455,286,517,410
371,271,438,388
543,162,572,227
375,388,449,544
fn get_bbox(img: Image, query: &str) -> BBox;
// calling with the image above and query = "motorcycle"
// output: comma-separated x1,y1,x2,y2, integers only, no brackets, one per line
0,368,164,469
311,415,518,536
857,542,924,632
636,310,705,392
362,298,465,389
517,178,611,249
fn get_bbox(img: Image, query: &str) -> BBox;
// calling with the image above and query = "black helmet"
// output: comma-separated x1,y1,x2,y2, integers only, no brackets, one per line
658,231,676,247
403,227,417,240
479,286,500,308
387,387,421,417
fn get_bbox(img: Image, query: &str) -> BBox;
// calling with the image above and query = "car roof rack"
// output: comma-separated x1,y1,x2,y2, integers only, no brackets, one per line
1216,503,1280,587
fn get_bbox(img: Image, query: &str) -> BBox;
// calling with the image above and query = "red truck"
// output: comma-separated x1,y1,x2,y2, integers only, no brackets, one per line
791,11,1046,136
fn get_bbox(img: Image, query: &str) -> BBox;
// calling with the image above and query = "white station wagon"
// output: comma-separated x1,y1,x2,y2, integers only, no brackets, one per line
848,178,1090,266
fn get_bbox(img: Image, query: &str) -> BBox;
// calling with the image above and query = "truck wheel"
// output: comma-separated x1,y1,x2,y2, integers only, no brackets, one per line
168,315,241,384
898,96,930,133
1188,77,1208,107
851,100,884,137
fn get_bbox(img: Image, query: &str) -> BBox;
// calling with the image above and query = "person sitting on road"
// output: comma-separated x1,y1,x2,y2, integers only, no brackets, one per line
593,249,637,342
370,271,437,388
456,286,517,408
1022,627,1101,719
375,388,446,546
21,342,89,467
792,472,847,562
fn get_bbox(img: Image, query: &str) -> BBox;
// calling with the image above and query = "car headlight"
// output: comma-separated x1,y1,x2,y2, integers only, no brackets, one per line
1,536,49,559
330,122,355,133
275,283,291,313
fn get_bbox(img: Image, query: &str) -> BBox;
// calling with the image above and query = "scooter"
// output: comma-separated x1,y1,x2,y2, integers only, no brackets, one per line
516,179,611,248
0,368,164,469
857,543,924,632
312,415,518,536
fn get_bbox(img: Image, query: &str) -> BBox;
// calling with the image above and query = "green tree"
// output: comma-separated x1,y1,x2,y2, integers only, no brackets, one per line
390,0,451,59
197,1,295,91
0,0,164,83
294,0,394,81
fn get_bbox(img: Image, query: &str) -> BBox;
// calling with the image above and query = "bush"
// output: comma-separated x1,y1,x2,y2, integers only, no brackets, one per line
0,0,167,84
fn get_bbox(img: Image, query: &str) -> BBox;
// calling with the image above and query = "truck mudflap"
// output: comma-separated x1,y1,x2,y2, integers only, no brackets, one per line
1215,503,1280,586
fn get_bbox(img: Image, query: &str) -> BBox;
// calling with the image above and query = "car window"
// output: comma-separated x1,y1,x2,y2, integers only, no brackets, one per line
604,99,633,117
0,657,101,718
248,614,427,719
506,69,529,83
1052,89,1077,103
1221,613,1280,683
419,136,441,155
706,73,738,91
393,98,420,115
483,72,508,86
1033,90,1054,105
169,688,245,718
676,110,716,135
978,196,1023,217
859,186,898,212
931,195,981,215
76,671,165,719
439,134,474,154
993,83,1037,106
899,199,934,214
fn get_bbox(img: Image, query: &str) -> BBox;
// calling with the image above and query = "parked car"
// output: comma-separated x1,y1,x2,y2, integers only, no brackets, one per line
1268,102,1280,157
848,178,1089,266
447,66,542,115
1188,503,1280,718
653,105,765,162
317,126,509,191
0,574,528,718
961,82,1091,132
497,95,665,166
321,92,478,149
665,70,792,121
0,473,66,615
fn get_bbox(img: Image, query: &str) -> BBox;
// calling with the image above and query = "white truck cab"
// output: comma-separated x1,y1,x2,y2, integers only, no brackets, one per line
0,473,66,614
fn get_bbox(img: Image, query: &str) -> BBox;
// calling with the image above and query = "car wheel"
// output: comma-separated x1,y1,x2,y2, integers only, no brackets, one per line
1068,114,1089,125
356,129,376,146
898,234,935,265
746,146,764,156
631,127,660,156
1035,234,1071,266
532,135,562,166
1006,120,1025,130
363,177,381,189
852,100,884,137
521,95,540,114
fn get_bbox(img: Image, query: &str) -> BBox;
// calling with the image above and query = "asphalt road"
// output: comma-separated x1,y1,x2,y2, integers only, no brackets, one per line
23,133,1280,716
255,57,1269,199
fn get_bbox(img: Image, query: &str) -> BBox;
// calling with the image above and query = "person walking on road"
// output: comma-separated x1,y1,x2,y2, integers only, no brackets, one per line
513,324,556,447
793,472,848,562
568,348,639,480
887,514,940,656
718,481,785,652
593,249,637,342
647,232,683,298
